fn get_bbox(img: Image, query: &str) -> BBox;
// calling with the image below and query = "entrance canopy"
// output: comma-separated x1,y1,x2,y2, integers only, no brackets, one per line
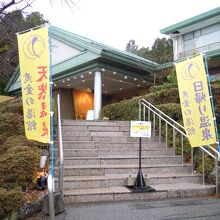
6,26,162,119
6,26,159,95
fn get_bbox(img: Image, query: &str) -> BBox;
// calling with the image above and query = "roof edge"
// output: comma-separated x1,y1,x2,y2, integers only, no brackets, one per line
160,7,220,35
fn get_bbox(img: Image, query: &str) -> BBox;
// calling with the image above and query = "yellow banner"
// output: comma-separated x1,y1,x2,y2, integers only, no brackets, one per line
17,27,50,143
176,55,216,147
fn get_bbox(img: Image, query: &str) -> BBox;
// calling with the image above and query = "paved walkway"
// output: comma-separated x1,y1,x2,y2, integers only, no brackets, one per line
34,197,220,220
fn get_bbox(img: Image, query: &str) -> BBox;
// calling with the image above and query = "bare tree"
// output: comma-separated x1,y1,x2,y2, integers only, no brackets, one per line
0,0,78,14
0,0,78,94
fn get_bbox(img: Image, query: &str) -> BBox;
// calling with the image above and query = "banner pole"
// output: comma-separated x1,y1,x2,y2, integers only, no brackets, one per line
203,54,220,152
49,26,55,188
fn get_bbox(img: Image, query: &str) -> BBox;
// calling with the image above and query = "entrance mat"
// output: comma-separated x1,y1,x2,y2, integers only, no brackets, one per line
126,185,156,193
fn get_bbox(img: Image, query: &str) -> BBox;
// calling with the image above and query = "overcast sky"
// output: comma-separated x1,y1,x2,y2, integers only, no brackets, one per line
30,0,220,50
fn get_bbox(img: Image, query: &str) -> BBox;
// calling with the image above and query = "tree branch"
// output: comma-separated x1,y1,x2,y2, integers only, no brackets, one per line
0,0,15,14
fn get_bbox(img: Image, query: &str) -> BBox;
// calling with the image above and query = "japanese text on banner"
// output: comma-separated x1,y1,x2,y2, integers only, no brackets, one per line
175,54,216,147
17,27,50,143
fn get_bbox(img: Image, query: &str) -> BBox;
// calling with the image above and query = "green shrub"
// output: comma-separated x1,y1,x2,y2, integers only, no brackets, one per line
142,88,180,105
0,97,23,114
101,97,139,121
0,112,24,134
1,135,47,154
0,97,51,218
0,187,23,219
101,88,180,120
196,155,215,175
149,83,178,93
156,103,182,122
0,145,40,188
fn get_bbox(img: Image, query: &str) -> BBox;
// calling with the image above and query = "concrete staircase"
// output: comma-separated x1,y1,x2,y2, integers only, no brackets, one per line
55,120,215,204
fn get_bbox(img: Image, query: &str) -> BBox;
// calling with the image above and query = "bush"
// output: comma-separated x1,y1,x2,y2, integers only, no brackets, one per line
142,88,180,105
149,83,178,93
1,135,47,154
0,97,23,115
101,97,139,121
0,145,40,189
156,103,182,122
101,88,180,120
0,112,24,135
0,97,49,218
0,187,23,219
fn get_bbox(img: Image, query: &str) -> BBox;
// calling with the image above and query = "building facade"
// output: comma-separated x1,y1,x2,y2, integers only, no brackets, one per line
5,26,159,120
161,7,220,81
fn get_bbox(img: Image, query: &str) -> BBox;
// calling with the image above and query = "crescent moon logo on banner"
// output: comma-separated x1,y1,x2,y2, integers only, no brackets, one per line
182,62,200,80
23,35,45,60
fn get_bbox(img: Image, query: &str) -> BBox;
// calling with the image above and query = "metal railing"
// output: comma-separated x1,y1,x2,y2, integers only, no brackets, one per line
57,93,64,196
178,41,220,59
139,98,219,195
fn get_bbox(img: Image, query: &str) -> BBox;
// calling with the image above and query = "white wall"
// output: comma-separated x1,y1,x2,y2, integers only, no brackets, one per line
51,38,82,65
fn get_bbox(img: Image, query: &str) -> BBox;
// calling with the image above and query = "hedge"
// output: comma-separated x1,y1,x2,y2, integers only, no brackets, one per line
101,88,180,120
0,98,47,218
0,187,23,219
0,145,40,189
149,83,178,93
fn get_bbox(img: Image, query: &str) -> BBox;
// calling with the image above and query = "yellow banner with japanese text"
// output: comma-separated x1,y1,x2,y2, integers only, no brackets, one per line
17,27,50,143
176,54,216,147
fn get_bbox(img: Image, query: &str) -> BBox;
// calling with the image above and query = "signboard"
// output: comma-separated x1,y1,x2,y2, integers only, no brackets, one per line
130,121,151,138
17,27,50,143
175,54,216,147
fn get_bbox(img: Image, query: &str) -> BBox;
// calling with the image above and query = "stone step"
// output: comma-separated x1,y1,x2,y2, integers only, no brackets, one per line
89,131,129,137
61,120,130,126
61,130,130,137
58,136,160,142
62,130,90,137
61,125,130,132
63,156,182,166
55,141,166,150
57,141,95,149
55,173,203,190
55,164,192,176
91,136,160,142
63,183,215,204
58,148,174,157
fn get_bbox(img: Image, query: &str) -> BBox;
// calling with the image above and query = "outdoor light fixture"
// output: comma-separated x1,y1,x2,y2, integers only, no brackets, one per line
142,80,146,83
101,68,105,72
80,75,84,78
124,76,128,79
39,149,49,169
68,84,70,87
73,76,77,79
102,84,105,87
62,80,65,83
67,78,70,81
54,84,56,87
89,71,92,75
137,84,140,87
82,80,85,82
134,78,137,81
113,71,117,75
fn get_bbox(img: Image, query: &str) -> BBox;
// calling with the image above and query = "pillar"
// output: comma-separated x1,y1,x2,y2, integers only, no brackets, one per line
94,70,102,120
